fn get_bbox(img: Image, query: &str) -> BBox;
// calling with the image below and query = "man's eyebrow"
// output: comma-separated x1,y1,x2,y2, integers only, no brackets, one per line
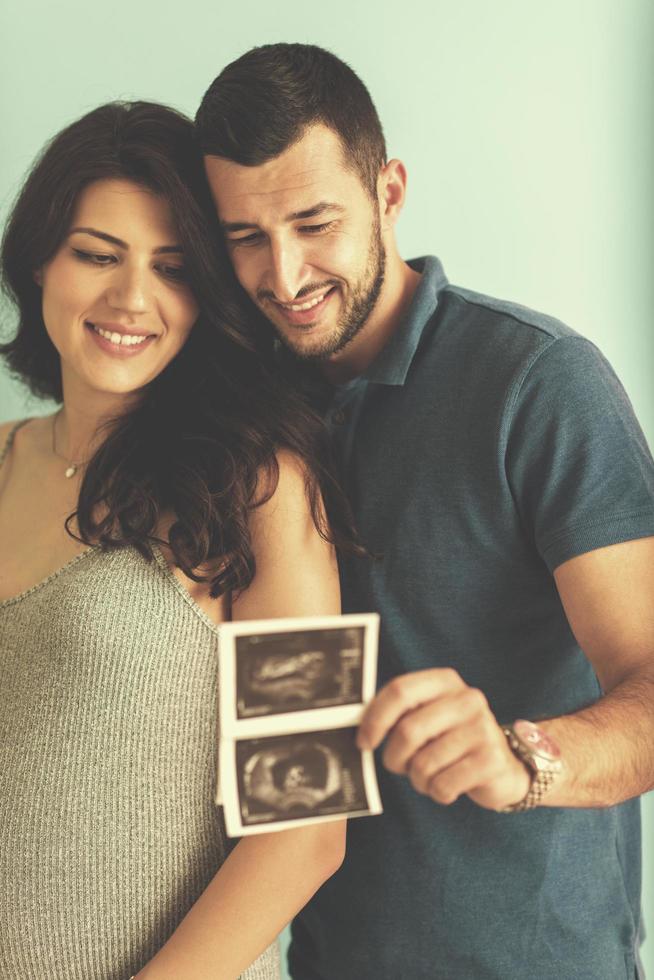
221,201,345,233
221,220,259,233
68,227,182,254
285,201,345,221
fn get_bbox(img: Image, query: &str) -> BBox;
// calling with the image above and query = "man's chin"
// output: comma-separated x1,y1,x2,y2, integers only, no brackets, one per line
273,321,342,362
278,336,337,362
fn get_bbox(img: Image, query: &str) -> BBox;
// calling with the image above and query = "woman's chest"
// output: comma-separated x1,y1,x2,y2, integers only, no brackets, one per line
0,547,220,721
0,475,87,601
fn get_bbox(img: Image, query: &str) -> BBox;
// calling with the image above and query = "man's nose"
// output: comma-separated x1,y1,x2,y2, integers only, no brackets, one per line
268,239,310,302
106,263,151,314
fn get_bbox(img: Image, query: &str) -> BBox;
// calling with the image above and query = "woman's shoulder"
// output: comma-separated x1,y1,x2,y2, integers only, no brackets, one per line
258,448,310,499
0,416,51,462
0,419,25,455
0,419,20,439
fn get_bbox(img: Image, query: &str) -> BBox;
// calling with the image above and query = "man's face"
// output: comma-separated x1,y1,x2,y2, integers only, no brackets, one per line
204,125,385,361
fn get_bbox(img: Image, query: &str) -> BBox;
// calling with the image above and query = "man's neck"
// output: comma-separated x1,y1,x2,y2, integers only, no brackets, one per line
321,254,421,385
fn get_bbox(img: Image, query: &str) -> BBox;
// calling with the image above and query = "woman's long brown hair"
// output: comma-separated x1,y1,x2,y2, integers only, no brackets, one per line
1,101,363,597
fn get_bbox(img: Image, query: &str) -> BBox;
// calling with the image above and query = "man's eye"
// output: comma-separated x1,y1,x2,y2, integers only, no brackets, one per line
72,248,115,265
229,233,262,247
300,222,333,234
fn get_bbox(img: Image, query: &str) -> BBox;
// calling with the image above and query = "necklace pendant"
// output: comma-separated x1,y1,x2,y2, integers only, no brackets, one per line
65,464,77,479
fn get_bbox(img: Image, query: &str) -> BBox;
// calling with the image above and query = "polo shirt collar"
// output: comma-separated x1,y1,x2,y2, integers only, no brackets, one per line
363,255,448,386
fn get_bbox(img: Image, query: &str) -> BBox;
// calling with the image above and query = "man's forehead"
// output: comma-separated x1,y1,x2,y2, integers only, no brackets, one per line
204,125,358,216
208,169,335,203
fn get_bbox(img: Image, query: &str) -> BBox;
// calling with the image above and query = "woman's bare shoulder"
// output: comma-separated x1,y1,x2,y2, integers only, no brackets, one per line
254,449,312,511
0,419,21,451
0,416,52,458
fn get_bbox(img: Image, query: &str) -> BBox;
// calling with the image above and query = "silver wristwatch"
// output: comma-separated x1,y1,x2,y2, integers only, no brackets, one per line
499,719,562,812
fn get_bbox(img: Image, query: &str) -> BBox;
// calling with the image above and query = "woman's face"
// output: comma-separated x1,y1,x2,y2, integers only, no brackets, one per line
38,178,199,399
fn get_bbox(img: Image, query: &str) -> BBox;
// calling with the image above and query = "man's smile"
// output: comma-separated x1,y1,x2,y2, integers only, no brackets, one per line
270,286,339,327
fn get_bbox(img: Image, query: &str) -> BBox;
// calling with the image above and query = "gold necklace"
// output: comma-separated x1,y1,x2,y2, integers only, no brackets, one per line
51,411,84,479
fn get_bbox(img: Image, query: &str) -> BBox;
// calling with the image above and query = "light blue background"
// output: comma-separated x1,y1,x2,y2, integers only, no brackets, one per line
1,1,652,975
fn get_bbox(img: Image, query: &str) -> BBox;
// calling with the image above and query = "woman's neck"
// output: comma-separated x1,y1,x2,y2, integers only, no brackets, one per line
56,376,138,464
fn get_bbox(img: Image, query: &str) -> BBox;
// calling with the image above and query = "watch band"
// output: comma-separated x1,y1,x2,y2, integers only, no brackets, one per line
499,721,562,813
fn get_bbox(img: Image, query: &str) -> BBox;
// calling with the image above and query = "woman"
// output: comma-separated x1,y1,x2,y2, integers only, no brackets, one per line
0,101,356,980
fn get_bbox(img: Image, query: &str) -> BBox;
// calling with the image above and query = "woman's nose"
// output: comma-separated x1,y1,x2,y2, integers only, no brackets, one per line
106,264,152,314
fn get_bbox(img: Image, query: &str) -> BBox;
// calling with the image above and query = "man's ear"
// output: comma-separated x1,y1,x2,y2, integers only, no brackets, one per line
377,159,408,230
33,268,43,287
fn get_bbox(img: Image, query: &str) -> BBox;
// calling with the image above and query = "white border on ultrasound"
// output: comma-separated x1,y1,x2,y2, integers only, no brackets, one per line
216,613,382,835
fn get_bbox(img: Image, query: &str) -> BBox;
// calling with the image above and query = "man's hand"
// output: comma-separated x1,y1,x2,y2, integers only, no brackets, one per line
357,669,531,810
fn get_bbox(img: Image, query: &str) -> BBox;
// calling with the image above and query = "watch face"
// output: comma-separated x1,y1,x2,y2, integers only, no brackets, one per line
514,719,561,762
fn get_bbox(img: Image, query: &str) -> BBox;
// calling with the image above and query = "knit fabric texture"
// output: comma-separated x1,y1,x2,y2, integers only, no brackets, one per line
0,426,280,980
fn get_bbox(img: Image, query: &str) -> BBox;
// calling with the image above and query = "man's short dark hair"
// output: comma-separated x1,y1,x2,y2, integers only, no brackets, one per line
195,43,387,197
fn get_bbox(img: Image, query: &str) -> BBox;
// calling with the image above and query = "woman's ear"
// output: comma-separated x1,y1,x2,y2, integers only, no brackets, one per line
33,269,43,286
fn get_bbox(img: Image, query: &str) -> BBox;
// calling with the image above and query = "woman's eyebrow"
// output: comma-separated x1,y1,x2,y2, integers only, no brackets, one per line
68,226,182,254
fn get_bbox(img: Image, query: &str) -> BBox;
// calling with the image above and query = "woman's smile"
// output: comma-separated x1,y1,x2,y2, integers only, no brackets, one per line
85,320,158,356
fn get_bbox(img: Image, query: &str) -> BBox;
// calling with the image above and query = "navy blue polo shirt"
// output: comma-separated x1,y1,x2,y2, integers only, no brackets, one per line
289,257,654,979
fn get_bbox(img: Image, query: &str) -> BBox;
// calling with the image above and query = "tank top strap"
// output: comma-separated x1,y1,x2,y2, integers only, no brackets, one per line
0,419,30,470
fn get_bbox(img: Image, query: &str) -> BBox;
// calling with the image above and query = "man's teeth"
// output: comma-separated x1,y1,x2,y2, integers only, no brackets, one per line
284,291,330,312
91,324,150,347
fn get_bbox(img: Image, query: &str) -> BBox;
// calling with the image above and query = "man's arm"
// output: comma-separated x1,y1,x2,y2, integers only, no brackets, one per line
540,535,654,806
357,536,654,811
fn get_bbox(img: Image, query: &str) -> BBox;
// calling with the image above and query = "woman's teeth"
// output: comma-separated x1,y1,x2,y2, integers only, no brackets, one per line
91,324,150,347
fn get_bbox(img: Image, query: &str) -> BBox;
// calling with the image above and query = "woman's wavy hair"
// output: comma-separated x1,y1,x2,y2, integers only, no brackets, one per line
1,101,362,595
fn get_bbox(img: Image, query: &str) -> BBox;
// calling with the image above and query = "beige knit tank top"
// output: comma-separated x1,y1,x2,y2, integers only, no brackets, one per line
0,422,280,980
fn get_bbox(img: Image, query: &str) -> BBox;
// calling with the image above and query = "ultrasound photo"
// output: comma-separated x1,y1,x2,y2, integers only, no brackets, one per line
217,613,382,834
235,627,364,718
234,727,371,826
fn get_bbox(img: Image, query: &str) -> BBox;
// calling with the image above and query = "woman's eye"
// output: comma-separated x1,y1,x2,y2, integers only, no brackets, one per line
158,264,187,282
72,248,115,265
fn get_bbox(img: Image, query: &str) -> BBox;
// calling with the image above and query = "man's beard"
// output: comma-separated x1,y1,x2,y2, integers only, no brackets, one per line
271,218,386,363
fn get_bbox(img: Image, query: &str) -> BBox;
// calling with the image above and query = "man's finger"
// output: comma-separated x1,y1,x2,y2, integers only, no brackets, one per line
382,688,482,773
357,668,464,750
408,725,480,794
426,749,491,806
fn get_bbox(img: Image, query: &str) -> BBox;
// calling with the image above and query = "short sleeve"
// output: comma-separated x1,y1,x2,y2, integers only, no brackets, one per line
505,336,654,572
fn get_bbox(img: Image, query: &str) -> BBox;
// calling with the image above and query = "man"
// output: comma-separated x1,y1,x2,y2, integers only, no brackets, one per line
196,44,654,979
